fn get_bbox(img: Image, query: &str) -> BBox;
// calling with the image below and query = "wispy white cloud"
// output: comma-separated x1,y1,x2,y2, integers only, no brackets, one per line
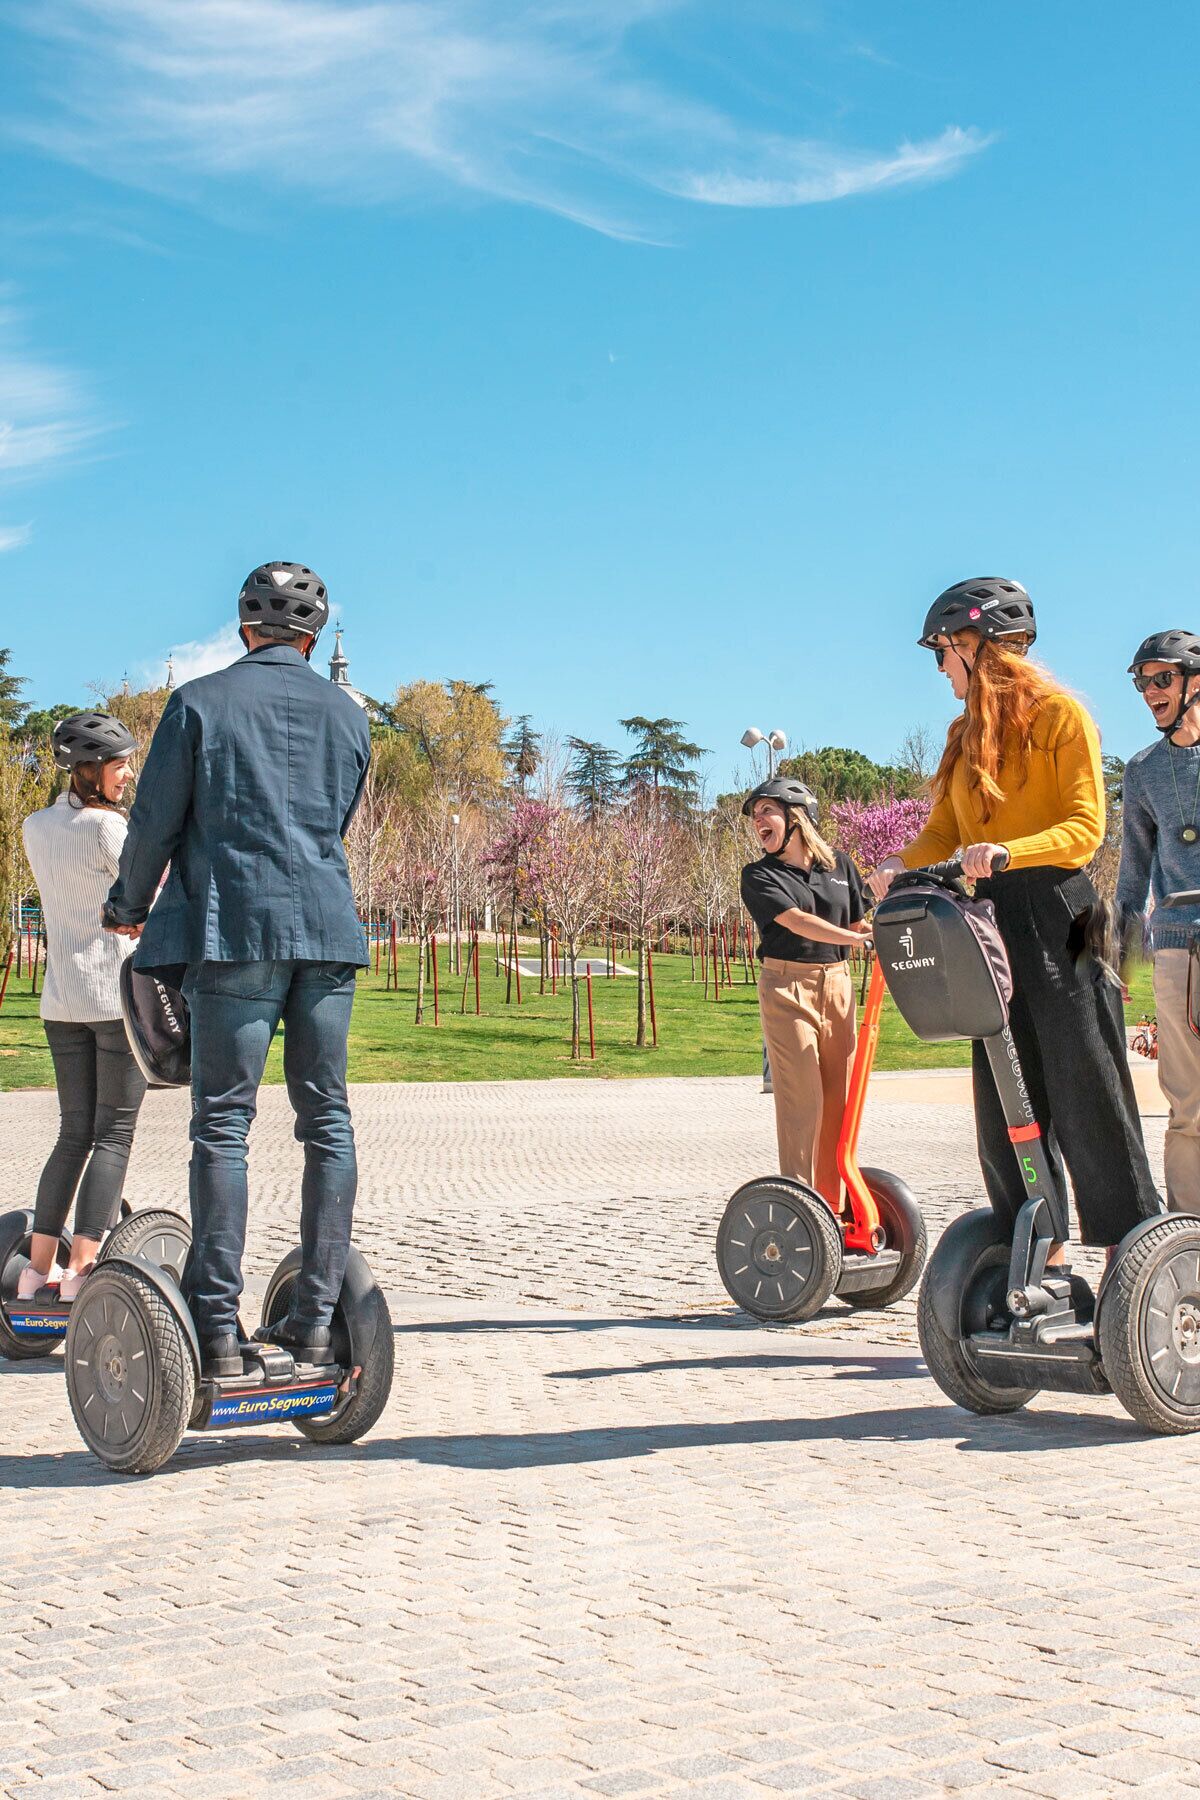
10,1,993,241
0,302,100,479
668,125,992,207
0,522,33,553
141,624,244,690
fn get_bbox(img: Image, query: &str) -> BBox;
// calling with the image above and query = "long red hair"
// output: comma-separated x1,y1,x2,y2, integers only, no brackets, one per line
931,632,1067,823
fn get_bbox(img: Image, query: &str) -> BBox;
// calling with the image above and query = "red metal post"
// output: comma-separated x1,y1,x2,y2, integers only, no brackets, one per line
0,945,13,1013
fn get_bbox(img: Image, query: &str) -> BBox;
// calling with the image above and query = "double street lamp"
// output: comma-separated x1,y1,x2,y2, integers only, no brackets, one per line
740,725,787,776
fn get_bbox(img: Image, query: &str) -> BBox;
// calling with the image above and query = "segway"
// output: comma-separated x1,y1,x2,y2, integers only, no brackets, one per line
876,858,1200,1436
715,956,927,1321
61,955,395,1474
0,1205,191,1361
64,1242,395,1474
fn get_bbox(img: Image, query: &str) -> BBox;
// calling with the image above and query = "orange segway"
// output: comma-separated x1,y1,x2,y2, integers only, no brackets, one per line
715,955,926,1321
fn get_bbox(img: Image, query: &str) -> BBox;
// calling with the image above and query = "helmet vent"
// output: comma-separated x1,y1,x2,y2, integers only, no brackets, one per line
244,597,263,613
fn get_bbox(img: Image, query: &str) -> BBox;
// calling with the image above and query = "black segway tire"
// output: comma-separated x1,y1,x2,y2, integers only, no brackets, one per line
716,1178,843,1322
917,1209,1038,1415
840,1170,928,1311
0,1208,72,1362
1099,1214,1200,1435
260,1265,395,1445
98,1209,191,1286
65,1265,194,1474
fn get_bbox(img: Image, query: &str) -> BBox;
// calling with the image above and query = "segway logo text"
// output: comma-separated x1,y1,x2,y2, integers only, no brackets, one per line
153,980,184,1039
209,1384,338,1426
1004,1028,1034,1122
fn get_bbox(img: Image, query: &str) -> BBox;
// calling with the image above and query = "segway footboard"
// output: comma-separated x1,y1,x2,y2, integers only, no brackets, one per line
0,1208,73,1359
836,1170,927,1310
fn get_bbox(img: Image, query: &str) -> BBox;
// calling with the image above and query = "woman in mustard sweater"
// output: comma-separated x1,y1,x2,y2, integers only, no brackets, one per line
870,577,1159,1254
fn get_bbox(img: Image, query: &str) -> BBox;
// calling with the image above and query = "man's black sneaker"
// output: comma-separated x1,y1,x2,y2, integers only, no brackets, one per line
253,1318,333,1363
201,1333,243,1379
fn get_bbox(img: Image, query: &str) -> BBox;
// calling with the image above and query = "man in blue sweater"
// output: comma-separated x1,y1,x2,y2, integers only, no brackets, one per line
1118,629,1200,1210
105,563,371,1376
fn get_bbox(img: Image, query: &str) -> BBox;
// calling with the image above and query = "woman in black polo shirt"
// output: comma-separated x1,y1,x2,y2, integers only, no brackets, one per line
740,778,871,1206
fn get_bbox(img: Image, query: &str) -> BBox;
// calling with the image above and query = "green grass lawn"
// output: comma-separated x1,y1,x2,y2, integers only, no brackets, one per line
0,944,1158,1091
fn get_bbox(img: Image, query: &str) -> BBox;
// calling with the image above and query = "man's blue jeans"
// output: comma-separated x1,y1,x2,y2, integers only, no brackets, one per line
181,959,359,1340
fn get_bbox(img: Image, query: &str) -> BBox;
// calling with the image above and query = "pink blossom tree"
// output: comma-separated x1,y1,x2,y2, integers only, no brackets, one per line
610,798,687,1047
524,806,615,1059
829,791,931,872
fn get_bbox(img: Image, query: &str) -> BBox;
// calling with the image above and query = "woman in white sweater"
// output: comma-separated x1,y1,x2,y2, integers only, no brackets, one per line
19,713,147,1300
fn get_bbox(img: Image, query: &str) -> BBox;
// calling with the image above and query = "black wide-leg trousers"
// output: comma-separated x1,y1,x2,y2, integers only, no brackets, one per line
971,866,1161,1247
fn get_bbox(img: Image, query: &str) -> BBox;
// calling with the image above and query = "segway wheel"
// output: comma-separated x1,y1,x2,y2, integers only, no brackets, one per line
716,1179,843,1322
840,1169,928,1311
1099,1215,1200,1435
65,1266,194,1474
260,1268,395,1445
0,1209,72,1362
917,1210,1038,1415
98,1208,191,1285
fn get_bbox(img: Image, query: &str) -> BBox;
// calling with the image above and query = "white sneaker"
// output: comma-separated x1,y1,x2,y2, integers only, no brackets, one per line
16,1265,56,1301
59,1267,94,1301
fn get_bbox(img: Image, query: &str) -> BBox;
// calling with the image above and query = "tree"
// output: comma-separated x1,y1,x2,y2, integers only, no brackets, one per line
524,806,615,1059
1089,753,1125,905
505,715,542,793
20,702,80,742
385,803,455,1024
619,716,706,812
102,685,173,759
896,723,938,788
0,725,55,959
566,737,622,821
828,792,932,871
389,678,508,806
0,649,26,727
611,798,686,1046
779,745,919,808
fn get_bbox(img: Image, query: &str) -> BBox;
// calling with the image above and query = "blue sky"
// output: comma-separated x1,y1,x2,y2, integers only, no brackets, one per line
1,1,1197,789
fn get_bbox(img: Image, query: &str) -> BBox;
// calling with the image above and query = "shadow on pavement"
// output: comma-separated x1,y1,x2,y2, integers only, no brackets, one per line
0,1357,67,1376
392,1308,877,1336
546,1351,928,1382
0,1401,1153,1488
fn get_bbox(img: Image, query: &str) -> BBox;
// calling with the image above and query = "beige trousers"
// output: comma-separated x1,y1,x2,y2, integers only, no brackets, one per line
758,958,857,1206
1153,949,1200,1210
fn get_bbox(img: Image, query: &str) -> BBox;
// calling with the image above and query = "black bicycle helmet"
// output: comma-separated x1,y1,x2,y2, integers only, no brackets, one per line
1127,629,1200,675
1128,629,1200,737
51,712,137,772
742,777,820,827
918,577,1036,650
119,961,190,1089
238,562,330,645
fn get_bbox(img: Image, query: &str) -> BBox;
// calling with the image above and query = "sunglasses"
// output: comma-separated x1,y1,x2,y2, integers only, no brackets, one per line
1133,669,1179,693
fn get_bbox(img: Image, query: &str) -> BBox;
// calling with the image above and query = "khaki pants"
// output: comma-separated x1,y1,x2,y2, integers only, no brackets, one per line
758,958,856,1206
1153,949,1200,1210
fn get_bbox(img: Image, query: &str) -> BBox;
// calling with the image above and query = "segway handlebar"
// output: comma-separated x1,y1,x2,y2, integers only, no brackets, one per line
1160,888,1200,910
885,848,1010,895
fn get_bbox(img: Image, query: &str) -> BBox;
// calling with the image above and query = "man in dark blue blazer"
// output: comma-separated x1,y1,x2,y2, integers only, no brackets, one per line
105,562,371,1377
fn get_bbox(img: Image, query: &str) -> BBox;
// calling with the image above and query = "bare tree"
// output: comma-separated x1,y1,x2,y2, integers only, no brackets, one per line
526,807,615,1059
386,803,455,1023
610,798,686,1046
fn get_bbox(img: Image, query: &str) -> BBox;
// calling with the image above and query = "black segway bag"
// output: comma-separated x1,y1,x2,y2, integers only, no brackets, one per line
119,960,191,1088
873,881,1012,1043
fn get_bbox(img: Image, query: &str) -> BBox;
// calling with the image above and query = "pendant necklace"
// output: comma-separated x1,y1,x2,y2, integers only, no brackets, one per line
1169,746,1200,846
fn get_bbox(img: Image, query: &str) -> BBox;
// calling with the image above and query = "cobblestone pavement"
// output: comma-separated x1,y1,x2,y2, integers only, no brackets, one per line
3,1078,1197,1800
0,1077,1169,1342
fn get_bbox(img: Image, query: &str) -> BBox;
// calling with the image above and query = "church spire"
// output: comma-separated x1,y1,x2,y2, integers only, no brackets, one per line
329,625,350,687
